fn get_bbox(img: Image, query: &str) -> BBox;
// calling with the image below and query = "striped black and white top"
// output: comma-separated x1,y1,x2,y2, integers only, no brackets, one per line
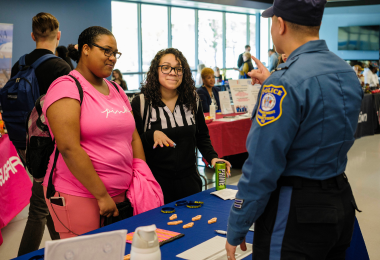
146,103,196,131
131,95,218,179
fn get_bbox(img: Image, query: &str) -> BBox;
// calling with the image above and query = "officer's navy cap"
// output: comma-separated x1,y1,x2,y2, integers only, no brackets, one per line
262,0,327,26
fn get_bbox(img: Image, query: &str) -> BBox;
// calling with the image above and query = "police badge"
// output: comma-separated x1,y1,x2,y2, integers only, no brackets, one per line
256,84,287,126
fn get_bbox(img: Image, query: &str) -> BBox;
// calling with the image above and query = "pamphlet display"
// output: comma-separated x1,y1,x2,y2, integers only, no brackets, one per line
229,79,261,114
218,91,233,114
0,23,13,89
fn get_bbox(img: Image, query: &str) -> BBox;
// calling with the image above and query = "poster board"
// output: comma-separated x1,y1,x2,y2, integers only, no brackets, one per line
0,24,13,89
218,91,233,114
229,79,261,114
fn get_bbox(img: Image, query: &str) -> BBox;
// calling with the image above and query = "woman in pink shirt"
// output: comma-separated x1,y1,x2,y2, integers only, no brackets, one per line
42,26,146,238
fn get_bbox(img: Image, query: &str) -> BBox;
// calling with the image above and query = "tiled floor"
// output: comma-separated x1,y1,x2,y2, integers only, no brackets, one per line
1,135,379,260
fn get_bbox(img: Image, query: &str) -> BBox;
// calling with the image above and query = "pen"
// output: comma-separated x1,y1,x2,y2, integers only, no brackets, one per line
215,230,227,235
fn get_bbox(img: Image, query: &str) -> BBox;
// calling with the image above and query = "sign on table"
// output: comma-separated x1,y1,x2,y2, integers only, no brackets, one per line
229,79,261,113
219,91,233,114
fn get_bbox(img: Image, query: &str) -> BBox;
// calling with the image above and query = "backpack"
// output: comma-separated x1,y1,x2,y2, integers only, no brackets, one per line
25,75,83,179
0,54,59,150
239,63,249,79
44,76,120,199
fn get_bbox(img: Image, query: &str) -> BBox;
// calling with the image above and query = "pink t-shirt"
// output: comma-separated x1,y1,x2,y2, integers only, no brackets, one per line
42,70,135,198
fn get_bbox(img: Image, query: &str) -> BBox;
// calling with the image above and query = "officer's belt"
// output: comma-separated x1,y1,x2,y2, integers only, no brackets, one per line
277,173,347,190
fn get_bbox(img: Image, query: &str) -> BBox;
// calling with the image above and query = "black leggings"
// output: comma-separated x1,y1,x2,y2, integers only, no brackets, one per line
154,172,202,204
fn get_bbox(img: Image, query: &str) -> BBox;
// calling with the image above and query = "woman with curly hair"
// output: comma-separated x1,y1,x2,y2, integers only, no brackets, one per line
132,48,231,204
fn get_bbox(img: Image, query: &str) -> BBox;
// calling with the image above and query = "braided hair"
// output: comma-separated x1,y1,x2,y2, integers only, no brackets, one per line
67,26,113,63
141,48,197,113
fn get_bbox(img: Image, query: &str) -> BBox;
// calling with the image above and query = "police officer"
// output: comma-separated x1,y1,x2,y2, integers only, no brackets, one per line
225,0,363,259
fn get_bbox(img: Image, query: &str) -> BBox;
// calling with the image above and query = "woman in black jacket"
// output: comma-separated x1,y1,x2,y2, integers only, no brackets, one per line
131,48,230,204
196,67,221,113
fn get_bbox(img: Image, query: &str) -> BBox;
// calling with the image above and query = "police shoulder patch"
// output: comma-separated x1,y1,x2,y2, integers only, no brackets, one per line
256,84,287,126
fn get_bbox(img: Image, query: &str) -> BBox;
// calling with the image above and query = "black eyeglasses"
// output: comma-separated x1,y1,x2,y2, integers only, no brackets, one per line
158,65,183,76
91,43,122,59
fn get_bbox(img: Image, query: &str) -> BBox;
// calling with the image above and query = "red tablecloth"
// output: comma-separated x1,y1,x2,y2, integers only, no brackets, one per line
205,113,252,158
0,134,32,245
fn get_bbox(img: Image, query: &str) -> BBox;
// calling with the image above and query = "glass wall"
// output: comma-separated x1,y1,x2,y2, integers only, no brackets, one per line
111,1,269,89
198,10,223,69
141,5,168,72
226,13,247,69
249,15,257,59
111,1,138,73
171,8,195,69
260,12,269,68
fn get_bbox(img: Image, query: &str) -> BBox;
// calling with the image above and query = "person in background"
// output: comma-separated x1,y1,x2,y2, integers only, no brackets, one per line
195,63,205,85
55,45,74,70
363,63,371,83
268,48,279,72
13,12,71,256
226,0,363,259
353,65,365,86
279,53,287,64
112,69,128,90
237,45,251,68
214,67,223,82
197,67,221,112
42,26,146,238
270,53,288,74
365,65,379,89
239,52,254,79
131,48,230,204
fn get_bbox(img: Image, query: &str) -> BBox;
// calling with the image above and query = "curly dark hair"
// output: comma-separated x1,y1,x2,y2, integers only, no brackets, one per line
67,26,113,63
141,48,197,113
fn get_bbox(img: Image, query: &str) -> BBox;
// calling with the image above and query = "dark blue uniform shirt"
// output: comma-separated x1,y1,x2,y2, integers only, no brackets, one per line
227,40,363,246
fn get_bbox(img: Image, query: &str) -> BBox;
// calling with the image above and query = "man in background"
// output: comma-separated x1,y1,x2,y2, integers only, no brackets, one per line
237,45,251,68
267,48,279,72
365,65,379,89
12,12,71,256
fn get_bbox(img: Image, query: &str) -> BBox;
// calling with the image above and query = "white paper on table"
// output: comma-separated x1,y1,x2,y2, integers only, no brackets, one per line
248,84,262,113
177,236,252,260
45,230,127,260
210,189,238,200
249,223,255,232
218,91,233,114
235,113,251,118
229,79,254,113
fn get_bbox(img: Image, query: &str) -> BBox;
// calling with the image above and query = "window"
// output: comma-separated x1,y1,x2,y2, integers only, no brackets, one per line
226,69,239,80
198,11,223,69
123,74,140,90
111,1,139,73
269,18,273,51
171,8,195,69
260,12,269,68
226,13,246,69
141,4,168,71
249,15,257,59
111,1,264,89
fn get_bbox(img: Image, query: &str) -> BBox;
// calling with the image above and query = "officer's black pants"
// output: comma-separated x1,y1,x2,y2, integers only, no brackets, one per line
253,173,358,260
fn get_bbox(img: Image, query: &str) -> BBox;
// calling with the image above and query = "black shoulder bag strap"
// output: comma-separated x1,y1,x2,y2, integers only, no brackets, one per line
109,80,120,93
46,75,84,199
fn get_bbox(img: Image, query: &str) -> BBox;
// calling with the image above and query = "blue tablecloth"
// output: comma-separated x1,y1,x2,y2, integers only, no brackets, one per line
14,185,368,260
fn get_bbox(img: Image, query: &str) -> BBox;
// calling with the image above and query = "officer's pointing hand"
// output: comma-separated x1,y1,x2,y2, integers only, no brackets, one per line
248,56,271,85
226,238,246,260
